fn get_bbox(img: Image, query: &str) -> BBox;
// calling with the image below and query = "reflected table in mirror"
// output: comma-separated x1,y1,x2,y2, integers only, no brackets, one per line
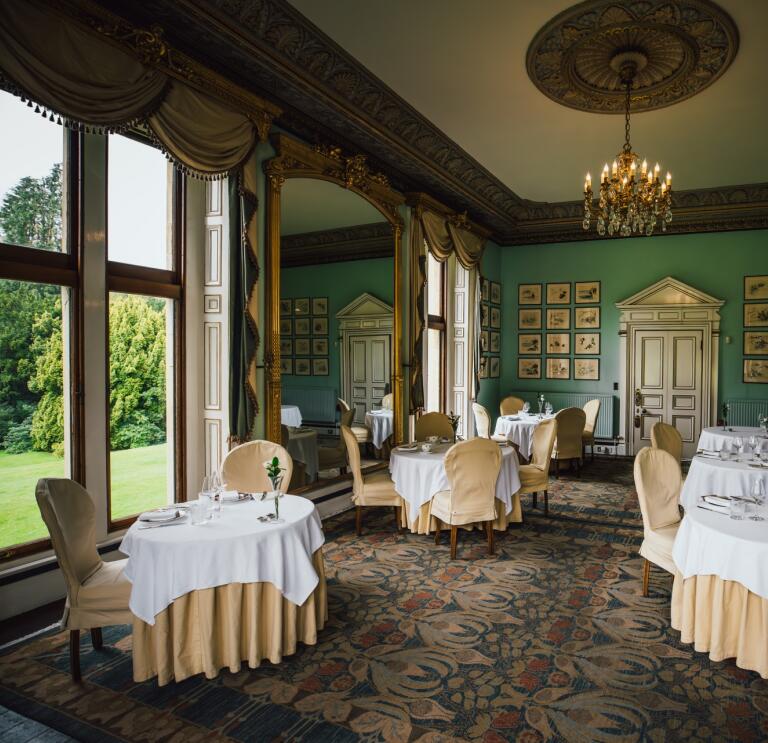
286,427,319,482
365,409,394,450
281,405,302,428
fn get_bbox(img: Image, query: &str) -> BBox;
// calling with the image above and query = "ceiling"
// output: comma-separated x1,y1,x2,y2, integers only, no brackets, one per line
288,0,768,203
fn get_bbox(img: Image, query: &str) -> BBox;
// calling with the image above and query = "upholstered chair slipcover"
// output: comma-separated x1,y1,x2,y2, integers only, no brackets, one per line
499,395,525,416
518,418,557,515
582,399,601,460
319,408,354,472
341,425,401,535
35,478,132,681
651,421,683,464
429,438,502,559
338,398,372,445
281,425,307,489
414,412,454,440
221,440,293,493
633,447,682,596
381,393,393,410
552,407,587,476
472,402,492,438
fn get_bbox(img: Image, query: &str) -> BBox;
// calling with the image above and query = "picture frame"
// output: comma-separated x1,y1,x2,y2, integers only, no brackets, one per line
280,358,293,375
480,330,489,352
546,357,570,380
312,317,328,335
479,357,488,379
280,298,292,316
574,358,600,381
279,338,293,356
519,308,542,330
312,358,329,376
546,308,570,330
546,282,570,304
490,331,501,353
574,281,600,304
481,303,490,328
490,307,501,329
744,359,768,383
490,357,500,378
745,331,768,355
294,298,310,316
575,307,600,329
745,275,768,300
546,332,570,354
294,338,311,356
745,303,768,327
575,332,600,355
518,283,542,305
490,281,502,305
279,318,292,336
295,358,311,376
294,318,310,335
518,358,541,379
518,333,541,355
312,297,328,315
481,278,490,302
312,338,329,356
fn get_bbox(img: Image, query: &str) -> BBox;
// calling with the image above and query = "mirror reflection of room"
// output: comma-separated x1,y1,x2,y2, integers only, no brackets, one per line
279,179,395,489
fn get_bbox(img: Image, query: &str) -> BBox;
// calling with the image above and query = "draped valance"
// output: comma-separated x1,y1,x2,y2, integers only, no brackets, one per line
0,0,277,179
420,209,486,269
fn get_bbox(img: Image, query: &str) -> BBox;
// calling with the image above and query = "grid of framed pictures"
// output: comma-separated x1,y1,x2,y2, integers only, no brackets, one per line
480,277,502,378
279,296,329,376
516,281,601,380
743,275,768,383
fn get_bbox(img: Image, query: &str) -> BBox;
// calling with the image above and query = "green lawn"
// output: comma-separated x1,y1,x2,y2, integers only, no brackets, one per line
0,444,168,549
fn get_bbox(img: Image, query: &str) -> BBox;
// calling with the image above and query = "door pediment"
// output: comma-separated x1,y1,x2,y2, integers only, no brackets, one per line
336,292,393,320
617,276,724,309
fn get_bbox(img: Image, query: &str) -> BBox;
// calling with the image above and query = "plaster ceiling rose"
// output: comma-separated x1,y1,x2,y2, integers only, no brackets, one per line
526,0,739,114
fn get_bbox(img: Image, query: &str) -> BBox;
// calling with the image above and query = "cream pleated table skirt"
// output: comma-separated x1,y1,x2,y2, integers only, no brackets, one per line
397,493,523,534
132,550,328,686
671,573,768,679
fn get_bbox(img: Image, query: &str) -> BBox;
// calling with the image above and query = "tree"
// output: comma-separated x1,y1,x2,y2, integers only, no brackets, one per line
0,164,62,251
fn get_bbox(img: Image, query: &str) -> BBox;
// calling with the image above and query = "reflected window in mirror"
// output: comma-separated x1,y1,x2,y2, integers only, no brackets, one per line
426,251,446,412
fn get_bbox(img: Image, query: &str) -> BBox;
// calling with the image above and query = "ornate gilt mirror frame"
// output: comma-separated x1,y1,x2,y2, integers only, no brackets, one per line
264,133,406,445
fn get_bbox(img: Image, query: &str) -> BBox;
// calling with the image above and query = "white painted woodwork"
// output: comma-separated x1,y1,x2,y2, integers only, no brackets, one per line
448,261,475,438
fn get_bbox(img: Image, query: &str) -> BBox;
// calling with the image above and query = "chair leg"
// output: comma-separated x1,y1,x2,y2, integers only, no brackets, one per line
544,490,549,517
355,506,362,536
69,630,81,682
450,526,458,560
90,627,103,651
576,458,581,477
392,506,400,532
555,460,560,479
434,519,441,544
486,521,494,555
591,444,595,462
532,492,538,509
642,559,651,597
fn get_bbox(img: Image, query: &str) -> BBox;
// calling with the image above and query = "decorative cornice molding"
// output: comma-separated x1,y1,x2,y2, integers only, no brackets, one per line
281,222,393,267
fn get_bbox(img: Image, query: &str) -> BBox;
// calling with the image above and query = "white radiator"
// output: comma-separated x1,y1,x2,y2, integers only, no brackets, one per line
282,387,338,425
507,391,615,439
724,399,768,427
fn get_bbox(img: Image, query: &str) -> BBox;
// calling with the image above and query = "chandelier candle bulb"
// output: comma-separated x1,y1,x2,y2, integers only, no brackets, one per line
666,172,672,185
612,160,618,175
641,159,648,175
602,164,609,182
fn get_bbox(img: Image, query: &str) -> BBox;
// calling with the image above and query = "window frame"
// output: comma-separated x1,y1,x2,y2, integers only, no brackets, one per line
426,252,447,413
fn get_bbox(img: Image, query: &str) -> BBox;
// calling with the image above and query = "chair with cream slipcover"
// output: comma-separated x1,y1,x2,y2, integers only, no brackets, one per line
651,421,683,464
35,478,132,682
499,395,525,416
472,402,507,443
318,407,354,473
517,418,557,515
430,438,502,559
582,399,601,461
338,398,372,446
281,425,307,490
221,440,294,493
381,393,393,410
552,407,587,476
633,447,682,596
414,412,454,441
341,425,401,535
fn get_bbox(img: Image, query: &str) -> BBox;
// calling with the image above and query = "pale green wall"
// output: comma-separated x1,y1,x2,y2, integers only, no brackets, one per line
498,229,768,434
281,257,394,395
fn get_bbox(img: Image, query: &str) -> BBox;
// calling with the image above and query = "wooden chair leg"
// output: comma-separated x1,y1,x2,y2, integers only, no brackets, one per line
69,629,81,682
450,526,458,560
555,460,560,479
392,505,400,531
90,627,103,651
544,490,549,517
434,519,441,544
642,559,651,597
532,492,538,509
486,521,494,555
355,506,363,536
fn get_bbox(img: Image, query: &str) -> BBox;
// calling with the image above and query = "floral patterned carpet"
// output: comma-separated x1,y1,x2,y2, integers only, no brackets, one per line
1,458,767,742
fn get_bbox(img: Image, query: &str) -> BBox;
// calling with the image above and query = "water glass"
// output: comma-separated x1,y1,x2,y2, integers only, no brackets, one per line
190,499,205,526
750,477,765,521
729,497,746,520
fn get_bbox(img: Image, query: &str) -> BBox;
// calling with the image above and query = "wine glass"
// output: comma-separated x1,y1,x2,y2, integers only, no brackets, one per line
750,477,765,521
210,470,223,518
734,437,744,460
522,402,530,415
545,402,553,416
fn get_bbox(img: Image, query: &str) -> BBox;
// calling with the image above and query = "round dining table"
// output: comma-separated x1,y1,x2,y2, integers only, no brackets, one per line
365,409,394,450
121,495,327,685
281,404,303,428
493,412,556,459
679,453,768,510
389,441,522,533
286,427,319,481
697,426,766,452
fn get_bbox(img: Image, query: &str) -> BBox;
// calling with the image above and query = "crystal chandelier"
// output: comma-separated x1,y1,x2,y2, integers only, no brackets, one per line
582,55,672,237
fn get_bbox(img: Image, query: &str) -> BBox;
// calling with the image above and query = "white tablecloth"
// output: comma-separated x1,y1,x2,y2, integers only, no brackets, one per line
697,426,765,452
493,413,555,459
286,428,319,481
389,443,521,522
120,496,325,625
673,506,768,600
365,410,394,449
680,455,768,510
281,405,302,428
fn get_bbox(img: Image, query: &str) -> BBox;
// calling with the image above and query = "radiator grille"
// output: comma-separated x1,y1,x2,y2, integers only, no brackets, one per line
507,391,615,439
282,387,338,425
724,399,768,427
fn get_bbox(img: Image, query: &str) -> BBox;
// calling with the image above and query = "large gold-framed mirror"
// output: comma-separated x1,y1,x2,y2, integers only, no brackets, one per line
264,134,404,488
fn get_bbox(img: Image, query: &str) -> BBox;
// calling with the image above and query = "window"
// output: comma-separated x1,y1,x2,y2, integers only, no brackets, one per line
425,251,446,412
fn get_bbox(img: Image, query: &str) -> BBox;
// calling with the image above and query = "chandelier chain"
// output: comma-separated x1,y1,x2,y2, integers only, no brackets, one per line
623,79,632,154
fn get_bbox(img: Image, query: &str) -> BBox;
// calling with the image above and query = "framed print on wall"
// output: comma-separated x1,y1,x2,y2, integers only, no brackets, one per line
312,297,328,315
519,308,542,330
744,359,768,383
481,278,490,302
490,331,501,353
490,307,501,328
479,357,489,379
294,318,310,335
480,330,489,352
745,303,768,327
294,338,311,356
280,358,293,375
279,338,293,356
546,308,570,330
546,357,570,380
294,297,310,315
295,358,311,375
490,357,500,378
312,358,329,376
279,318,292,336
481,303,490,328
490,281,502,304
518,358,541,379
546,333,570,354
575,332,600,355
744,331,768,355
546,282,570,304
518,333,541,355
312,317,328,335
312,338,329,355
280,298,292,316
574,281,600,304
519,283,542,305
575,307,600,329
745,275,768,300
574,358,600,380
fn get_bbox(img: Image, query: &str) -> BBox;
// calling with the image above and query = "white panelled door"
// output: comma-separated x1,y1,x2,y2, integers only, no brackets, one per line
633,328,703,459
348,334,391,424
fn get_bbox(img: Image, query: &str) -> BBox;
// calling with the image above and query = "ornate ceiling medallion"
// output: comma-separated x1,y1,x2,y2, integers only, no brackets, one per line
526,0,739,114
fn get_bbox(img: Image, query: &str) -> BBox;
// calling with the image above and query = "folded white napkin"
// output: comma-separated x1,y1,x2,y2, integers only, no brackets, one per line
219,490,242,502
139,509,181,523
702,495,730,509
